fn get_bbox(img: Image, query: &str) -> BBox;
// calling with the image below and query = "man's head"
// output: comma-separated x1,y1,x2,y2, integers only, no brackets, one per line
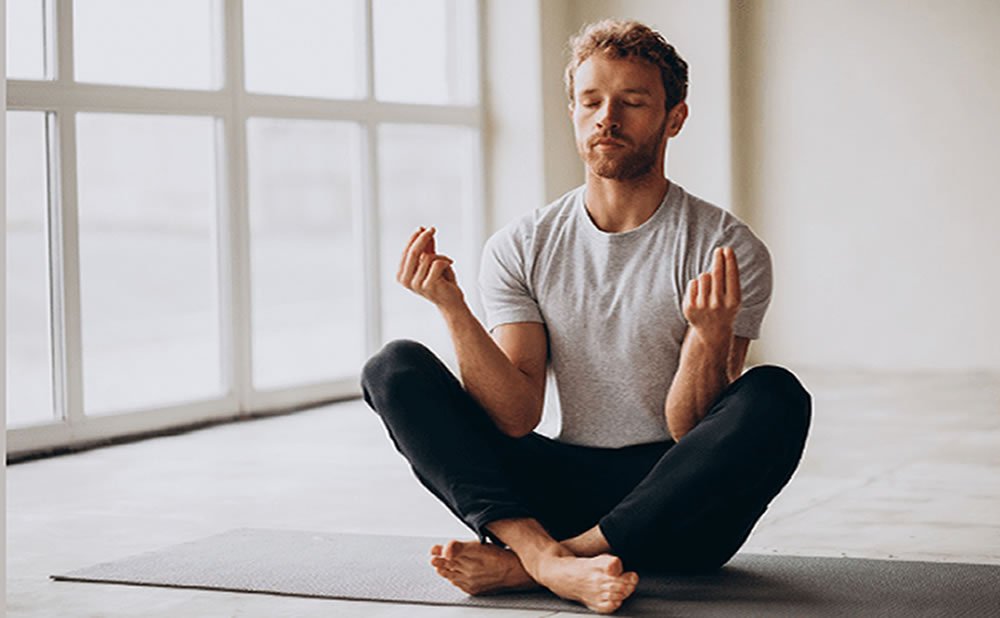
565,20,689,181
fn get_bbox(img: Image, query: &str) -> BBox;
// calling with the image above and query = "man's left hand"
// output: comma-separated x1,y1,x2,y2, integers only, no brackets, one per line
683,247,742,347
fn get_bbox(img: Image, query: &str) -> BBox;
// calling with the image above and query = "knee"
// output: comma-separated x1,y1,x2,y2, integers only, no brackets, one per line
732,365,812,431
360,339,438,407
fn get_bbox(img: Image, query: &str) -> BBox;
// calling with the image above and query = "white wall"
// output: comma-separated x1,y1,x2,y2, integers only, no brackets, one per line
538,0,583,202
737,0,1000,371
483,0,548,231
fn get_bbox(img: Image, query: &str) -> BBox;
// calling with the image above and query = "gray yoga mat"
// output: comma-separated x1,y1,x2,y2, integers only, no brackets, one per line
52,528,1000,617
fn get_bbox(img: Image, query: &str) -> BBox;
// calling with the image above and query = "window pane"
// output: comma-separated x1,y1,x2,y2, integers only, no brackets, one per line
76,113,223,415
373,0,478,104
247,118,364,390
7,0,49,79
243,0,362,99
74,0,221,90
378,124,478,361
6,111,56,427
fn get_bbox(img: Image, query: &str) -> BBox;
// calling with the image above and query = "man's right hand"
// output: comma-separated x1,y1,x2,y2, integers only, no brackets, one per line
396,226,465,311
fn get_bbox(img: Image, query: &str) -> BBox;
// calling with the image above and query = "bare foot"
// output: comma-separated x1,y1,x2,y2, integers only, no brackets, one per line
531,552,639,614
429,540,539,595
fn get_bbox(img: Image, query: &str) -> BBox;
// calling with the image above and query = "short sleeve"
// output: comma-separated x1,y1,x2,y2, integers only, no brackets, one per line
723,224,773,340
478,221,544,332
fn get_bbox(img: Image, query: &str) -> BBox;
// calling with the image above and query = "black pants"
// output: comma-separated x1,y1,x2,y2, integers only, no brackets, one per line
361,339,811,573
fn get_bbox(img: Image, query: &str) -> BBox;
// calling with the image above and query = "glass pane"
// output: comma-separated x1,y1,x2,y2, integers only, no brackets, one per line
6,111,56,427
7,0,49,79
247,118,364,390
378,124,478,362
74,0,221,90
243,0,362,99
76,113,223,415
373,0,478,104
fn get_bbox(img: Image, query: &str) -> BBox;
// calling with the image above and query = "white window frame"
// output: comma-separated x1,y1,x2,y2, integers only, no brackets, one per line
6,0,487,459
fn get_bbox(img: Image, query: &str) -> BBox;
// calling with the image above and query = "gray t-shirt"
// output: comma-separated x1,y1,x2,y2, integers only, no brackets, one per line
479,181,772,448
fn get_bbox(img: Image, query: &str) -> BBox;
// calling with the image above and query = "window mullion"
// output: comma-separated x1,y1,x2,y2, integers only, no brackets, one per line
361,0,382,357
466,0,488,319
48,0,86,427
50,103,85,428
54,0,73,84
221,0,254,412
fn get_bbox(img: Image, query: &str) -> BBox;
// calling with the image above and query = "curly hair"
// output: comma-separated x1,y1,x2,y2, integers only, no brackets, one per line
564,19,689,111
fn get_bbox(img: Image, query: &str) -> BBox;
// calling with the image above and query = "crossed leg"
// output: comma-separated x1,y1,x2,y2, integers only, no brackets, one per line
362,340,810,614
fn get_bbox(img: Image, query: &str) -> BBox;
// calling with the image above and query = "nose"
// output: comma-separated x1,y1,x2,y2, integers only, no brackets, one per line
596,100,621,131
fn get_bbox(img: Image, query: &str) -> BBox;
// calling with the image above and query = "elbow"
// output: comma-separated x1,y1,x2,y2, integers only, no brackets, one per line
502,398,543,439
502,419,538,439
504,426,534,439
668,420,693,443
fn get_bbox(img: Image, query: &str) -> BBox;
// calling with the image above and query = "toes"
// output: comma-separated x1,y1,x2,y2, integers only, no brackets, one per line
605,581,627,595
436,565,463,583
593,599,622,615
598,590,626,608
600,554,624,576
623,571,639,586
443,539,463,560
430,544,443,556
430,556,448,568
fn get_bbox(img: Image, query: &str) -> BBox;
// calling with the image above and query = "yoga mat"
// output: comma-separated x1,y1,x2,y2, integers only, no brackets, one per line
52,528,1000,617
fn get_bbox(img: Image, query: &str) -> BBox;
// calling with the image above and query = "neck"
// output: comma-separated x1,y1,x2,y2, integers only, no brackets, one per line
583,170,669,233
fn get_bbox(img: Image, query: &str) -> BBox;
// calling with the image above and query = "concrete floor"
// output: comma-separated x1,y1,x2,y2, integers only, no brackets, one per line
8,369,1000,617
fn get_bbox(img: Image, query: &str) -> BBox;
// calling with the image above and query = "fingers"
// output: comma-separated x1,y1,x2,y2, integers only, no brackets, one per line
397,226,439,288
411,253,434,288
685,248,740,331
708,247,741,308
724,246,741,306
426,257,453,287
685,277,698,311
697,272,712,307
711,247,725,299
397,226,426,281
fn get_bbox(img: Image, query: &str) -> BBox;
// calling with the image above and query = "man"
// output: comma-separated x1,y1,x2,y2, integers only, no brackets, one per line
361,19,811,615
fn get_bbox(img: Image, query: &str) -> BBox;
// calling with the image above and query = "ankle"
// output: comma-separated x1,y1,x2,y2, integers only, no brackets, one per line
561,526,611,557
522,544,571,576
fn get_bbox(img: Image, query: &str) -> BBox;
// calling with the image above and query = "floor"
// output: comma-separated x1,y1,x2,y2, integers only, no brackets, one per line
7,369,1000,617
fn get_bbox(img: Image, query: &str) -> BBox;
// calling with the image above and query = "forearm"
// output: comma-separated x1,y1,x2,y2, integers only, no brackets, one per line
440,303,542,437
664,328,733,441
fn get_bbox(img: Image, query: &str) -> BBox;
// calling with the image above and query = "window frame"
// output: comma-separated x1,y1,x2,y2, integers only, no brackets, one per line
6,0,487,458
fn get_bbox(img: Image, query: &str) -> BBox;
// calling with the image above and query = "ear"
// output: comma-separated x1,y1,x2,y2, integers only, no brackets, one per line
666,101,689,137
567,101,575,118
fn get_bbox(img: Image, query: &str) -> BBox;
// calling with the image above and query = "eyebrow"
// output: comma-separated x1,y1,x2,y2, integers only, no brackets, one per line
578,88,654,96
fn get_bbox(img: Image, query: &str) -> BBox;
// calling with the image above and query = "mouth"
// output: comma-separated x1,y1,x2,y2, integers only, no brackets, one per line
592,138,627,149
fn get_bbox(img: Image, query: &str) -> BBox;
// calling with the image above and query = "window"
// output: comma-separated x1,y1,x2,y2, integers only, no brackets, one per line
5,111,54,428
5,0,484,455
246,118,364,390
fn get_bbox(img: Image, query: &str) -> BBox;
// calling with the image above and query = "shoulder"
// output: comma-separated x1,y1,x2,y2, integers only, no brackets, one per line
671,183,769,252
672,184,745,232
484,185,583,256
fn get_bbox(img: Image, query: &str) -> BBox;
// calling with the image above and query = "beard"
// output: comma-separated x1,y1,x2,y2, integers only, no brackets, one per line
581,117,667,181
